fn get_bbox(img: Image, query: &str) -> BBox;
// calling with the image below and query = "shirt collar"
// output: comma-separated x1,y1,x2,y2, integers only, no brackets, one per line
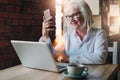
73,26,92,36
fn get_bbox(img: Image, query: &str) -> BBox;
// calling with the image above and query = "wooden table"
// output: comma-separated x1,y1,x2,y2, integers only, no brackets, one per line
0,64,118,80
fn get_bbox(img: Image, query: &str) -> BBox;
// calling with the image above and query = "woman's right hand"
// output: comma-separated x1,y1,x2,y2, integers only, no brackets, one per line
54,52,69,63
42,16,56,40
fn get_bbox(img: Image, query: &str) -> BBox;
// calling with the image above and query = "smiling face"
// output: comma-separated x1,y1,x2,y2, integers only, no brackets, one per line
64,5,84,30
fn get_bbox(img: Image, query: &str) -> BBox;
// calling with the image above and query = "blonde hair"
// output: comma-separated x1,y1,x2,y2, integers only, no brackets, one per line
64,0,94,28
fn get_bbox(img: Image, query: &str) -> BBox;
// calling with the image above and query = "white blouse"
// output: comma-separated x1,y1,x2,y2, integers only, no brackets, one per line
39,27,108,64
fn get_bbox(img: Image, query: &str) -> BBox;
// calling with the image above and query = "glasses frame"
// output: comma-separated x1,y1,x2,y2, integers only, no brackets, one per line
65,12,82,21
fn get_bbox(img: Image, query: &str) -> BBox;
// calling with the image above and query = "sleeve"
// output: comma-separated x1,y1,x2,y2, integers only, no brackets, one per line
70,30,108,64
39,35,66,55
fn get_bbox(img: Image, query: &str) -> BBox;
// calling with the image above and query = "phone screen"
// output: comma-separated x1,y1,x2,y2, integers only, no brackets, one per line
44,9,50,20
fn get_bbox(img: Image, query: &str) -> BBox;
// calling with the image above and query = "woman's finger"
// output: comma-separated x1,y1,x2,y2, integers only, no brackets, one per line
43,16,45,21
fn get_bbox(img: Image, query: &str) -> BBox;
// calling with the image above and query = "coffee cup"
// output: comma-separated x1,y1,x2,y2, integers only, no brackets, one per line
67,64,88,76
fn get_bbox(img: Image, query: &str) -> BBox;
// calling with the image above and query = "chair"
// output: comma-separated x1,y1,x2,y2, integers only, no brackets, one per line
108,41,119,80
108,41,118,64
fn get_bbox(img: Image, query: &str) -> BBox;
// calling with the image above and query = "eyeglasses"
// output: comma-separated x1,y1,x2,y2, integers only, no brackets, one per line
65,12,82,21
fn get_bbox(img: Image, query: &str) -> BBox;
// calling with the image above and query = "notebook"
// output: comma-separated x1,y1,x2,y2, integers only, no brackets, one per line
11,40,68,72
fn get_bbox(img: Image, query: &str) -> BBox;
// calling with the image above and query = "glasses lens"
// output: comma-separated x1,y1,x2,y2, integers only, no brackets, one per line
66,16,70,20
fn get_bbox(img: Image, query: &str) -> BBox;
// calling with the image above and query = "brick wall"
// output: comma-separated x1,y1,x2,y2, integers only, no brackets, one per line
0,0,55,69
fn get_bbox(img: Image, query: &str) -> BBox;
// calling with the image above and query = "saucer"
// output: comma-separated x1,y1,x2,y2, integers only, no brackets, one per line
62,71,88,78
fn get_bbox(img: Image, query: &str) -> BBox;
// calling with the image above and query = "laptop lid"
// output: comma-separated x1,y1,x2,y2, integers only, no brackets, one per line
11,40,64,72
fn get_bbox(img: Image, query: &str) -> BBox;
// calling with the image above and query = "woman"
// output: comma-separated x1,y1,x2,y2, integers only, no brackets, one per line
39,0,108,64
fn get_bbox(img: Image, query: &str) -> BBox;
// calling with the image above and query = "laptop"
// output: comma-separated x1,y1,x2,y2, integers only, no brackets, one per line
11,40,68,72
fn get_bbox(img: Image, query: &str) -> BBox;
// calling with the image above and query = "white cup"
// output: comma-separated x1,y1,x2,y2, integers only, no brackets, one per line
67,64,88,76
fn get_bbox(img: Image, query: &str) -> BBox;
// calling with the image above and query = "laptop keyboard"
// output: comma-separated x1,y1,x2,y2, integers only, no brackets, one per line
57,65,66,69
56,62,69,71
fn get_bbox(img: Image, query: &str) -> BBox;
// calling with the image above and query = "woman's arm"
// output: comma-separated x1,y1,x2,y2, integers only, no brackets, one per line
39,34,69,63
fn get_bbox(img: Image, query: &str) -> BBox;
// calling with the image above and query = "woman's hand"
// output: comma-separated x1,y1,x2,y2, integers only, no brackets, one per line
54,52,69,63
42,16,56,40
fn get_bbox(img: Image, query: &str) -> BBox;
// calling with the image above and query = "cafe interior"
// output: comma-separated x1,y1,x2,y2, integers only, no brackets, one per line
0,0,120,80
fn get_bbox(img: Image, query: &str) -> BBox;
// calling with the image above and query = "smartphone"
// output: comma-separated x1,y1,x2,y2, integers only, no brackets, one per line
44,9,54,28
44,9,51,20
